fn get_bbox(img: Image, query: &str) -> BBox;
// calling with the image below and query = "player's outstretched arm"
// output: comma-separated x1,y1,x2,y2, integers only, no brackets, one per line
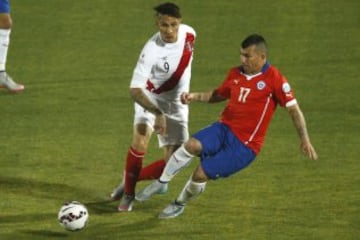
287,104,318,160
181,90,226,104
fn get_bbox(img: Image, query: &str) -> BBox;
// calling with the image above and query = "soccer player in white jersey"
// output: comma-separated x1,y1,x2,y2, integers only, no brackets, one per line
0,0,24,92
110,2,196,212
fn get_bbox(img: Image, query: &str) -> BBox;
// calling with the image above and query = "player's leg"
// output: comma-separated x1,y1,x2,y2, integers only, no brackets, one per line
135,140,198,202
110,170,125,200
113,103,155,211
136,122,224,202
117,123,152,211
138,116,188,181
137,143,179,181
138,159,166,180
111,124,151,201
111,123,154,201
129,118,183,183
135,118,190,201
159,122,226,183
158,166,208,219
113,108,183,203
0,1,24,92
159,123,257,218
177,169,208,203
136,145,180,199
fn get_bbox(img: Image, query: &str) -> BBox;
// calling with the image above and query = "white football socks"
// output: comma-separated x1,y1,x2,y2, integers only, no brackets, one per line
0,29,10,71
177,178,207,204
159,144,194,183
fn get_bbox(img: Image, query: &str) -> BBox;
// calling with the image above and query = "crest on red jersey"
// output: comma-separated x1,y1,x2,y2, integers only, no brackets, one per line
257,81,266,90
282,83,291,93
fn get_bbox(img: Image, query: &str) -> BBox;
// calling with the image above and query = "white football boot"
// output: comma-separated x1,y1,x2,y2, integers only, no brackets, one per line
0,72,24,92
135,180,168,202
158,201,185,219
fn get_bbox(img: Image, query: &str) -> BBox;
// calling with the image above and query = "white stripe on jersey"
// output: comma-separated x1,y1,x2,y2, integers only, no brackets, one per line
246,93,272,144
286,99,297,108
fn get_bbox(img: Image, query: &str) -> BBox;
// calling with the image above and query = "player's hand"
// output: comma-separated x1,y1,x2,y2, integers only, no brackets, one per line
181,92,193,104
300,141,318,160
154,113,166,136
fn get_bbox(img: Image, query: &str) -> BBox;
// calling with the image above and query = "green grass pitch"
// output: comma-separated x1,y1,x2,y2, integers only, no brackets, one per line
0,0,359,239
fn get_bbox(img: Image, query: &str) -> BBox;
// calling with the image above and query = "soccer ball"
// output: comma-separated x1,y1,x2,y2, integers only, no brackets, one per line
58,201,89,231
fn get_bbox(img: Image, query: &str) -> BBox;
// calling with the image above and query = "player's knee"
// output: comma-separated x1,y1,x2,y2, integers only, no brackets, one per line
131,136,149,152
184,138,202,156
131,139,149,152
0,14,12,29
131,124,152,151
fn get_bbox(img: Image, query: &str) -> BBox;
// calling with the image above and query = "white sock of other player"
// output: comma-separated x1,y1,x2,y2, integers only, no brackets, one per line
159,144,194,183
176,177,207,204
0,29,10,71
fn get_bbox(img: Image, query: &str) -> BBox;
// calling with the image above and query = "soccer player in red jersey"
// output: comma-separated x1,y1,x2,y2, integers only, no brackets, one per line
136,34,318,218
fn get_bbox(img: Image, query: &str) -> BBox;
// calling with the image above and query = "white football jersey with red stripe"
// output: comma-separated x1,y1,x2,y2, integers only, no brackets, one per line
130,24,196,103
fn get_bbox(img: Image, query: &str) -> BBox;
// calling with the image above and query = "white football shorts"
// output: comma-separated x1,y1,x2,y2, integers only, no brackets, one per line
133,99,189,147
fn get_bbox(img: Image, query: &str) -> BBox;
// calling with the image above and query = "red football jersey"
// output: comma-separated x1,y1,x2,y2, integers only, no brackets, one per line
216,63,297,154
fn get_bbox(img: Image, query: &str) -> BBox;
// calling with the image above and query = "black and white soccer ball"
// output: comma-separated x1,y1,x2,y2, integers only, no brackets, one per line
58,201,89,231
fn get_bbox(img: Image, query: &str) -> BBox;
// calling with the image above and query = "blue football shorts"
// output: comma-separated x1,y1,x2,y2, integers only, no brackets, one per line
192,122,256,180
0,0,10,14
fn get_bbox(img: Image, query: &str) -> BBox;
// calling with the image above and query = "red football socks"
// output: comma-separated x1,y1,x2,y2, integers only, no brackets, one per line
124,147,144,196
138,159,166,180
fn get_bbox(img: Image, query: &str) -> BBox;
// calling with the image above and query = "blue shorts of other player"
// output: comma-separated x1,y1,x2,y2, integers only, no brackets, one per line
193,122,256,180
0,0,10,14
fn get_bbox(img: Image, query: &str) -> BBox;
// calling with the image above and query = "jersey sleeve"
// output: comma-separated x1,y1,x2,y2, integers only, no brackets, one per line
215,69,235,98
272,72,297,108
180,24,196,38
130,41,157,88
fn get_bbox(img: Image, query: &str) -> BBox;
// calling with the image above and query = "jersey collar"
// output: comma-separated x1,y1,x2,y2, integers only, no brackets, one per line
239,62,270,80
261,62,270,73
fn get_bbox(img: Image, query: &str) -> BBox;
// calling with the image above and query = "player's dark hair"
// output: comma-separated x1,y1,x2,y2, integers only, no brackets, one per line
242,34,267,53
154,2,182,18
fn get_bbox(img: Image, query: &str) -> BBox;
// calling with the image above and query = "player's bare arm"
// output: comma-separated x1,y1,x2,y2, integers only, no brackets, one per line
287,104,318,160
130,88,162,115
181,90,226,104
130,88,166,135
